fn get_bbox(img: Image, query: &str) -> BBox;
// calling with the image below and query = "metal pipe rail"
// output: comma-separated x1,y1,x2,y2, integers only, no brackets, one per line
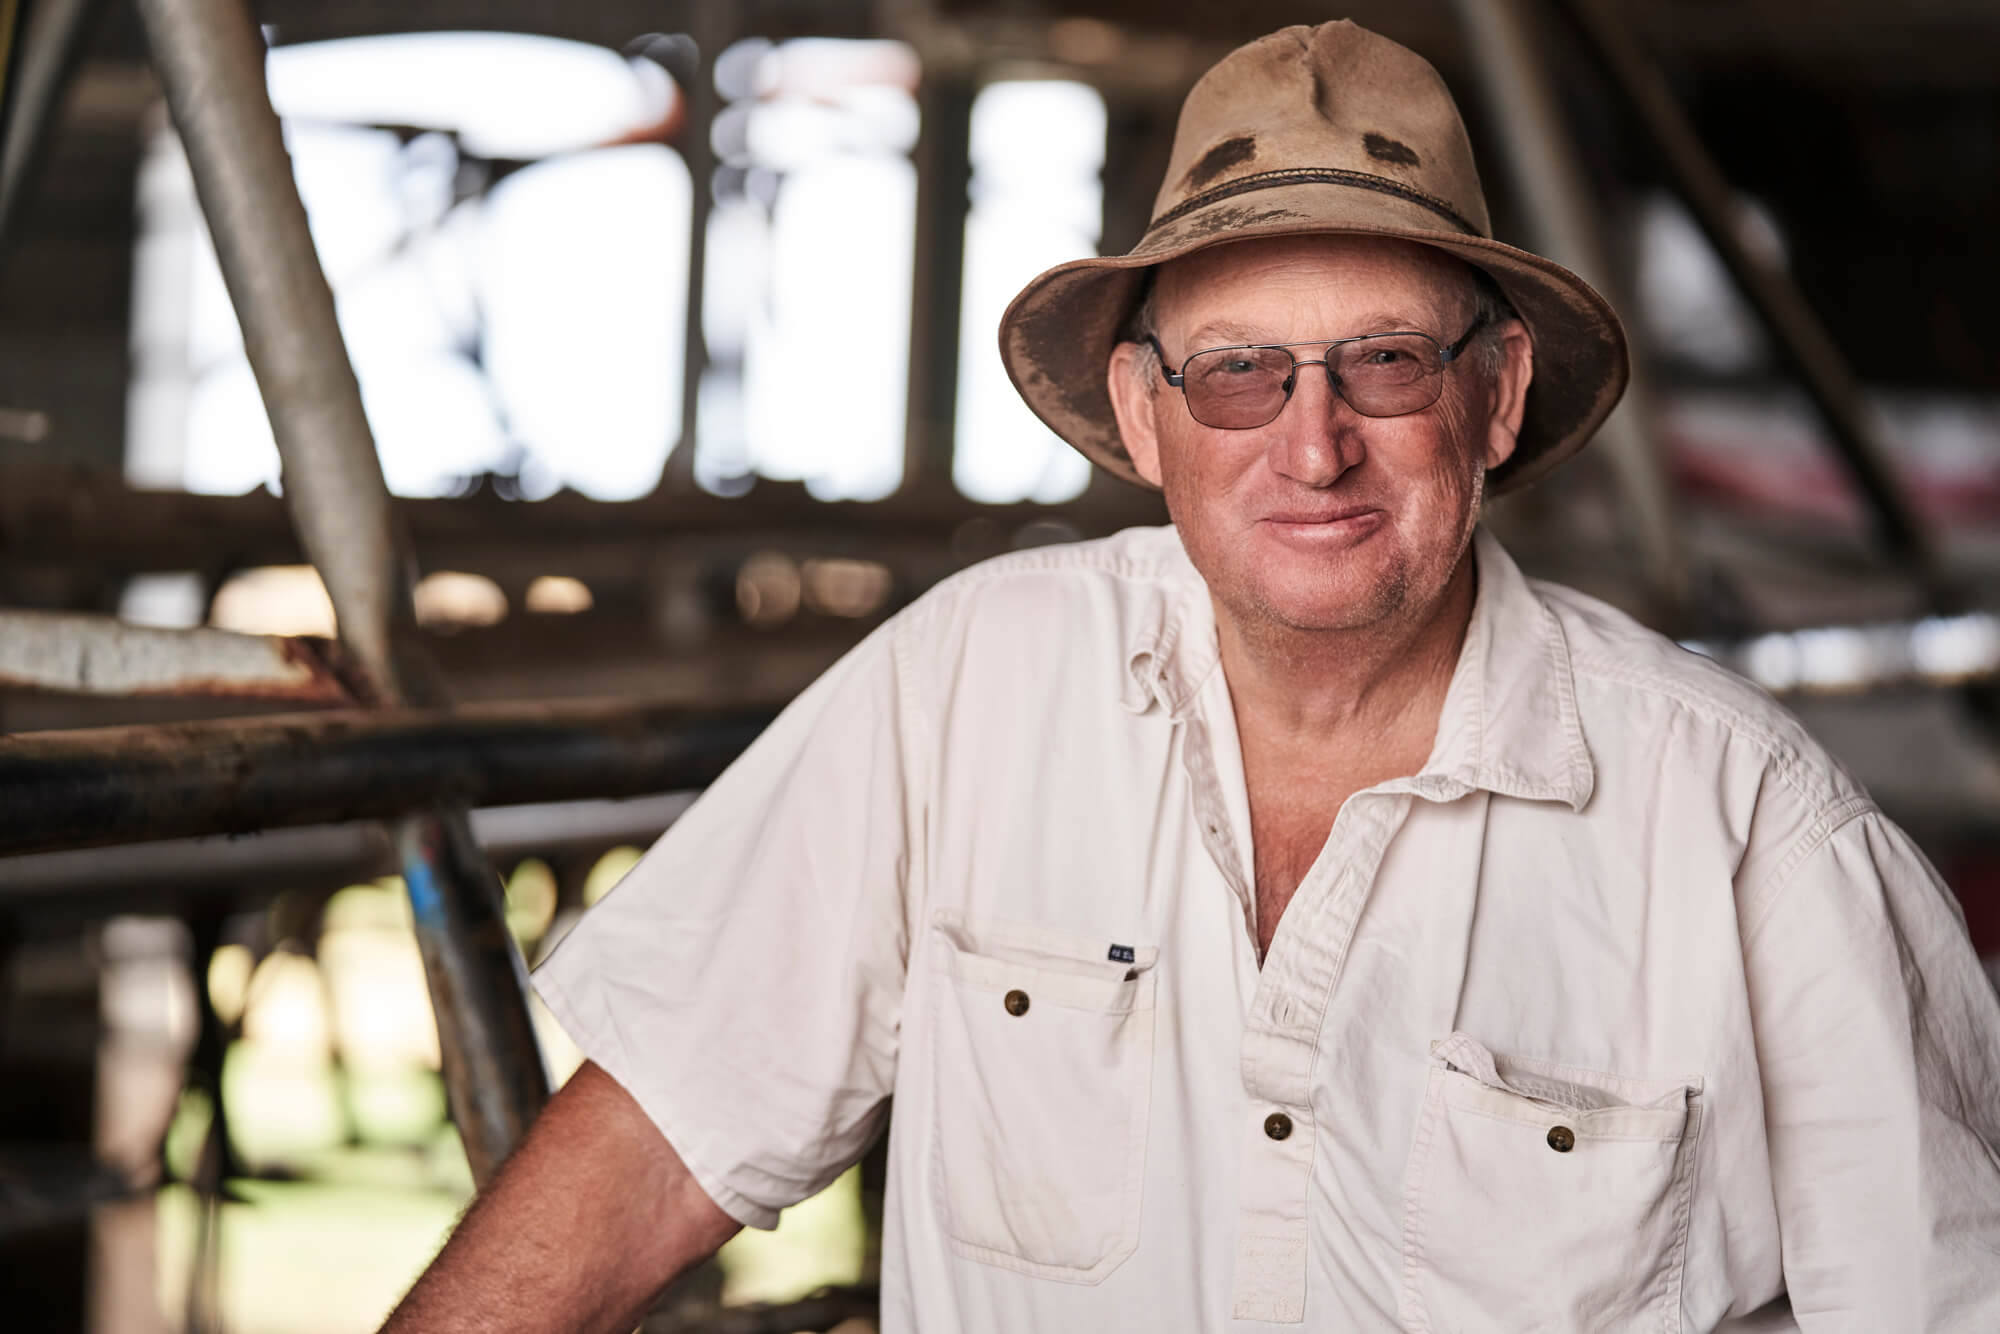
133,0,409,693
132,0,553,1180
0,699,769,857
0,792,697,910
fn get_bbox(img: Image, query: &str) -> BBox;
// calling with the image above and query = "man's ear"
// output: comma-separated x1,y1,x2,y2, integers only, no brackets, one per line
1107,341,1165,487
1481,319,1535,472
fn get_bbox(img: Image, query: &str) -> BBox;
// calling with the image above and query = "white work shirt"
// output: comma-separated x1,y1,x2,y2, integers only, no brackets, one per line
535,525,2000,1332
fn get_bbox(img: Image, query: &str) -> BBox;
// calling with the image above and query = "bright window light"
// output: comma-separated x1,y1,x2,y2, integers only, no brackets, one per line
127,33,690,503
1911,613,2000,679
747,154,914,500
265,32,676,160
118,572,206,629
208,566,337,638
412,571,509,629
1635,191,1783,377
953,81,1104,505
478,145,689,499
699,38,919,502
524,575,594,614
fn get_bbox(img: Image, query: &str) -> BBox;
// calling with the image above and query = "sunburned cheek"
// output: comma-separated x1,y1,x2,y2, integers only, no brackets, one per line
1424,394,1490,529
1432,447,1483,523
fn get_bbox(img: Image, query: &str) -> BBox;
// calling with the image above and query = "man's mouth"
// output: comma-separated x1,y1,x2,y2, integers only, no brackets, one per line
1262,505,1380,525
1256,505,1387,546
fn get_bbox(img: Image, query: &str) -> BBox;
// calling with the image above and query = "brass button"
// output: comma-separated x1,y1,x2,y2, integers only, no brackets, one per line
1264,1112,1293,1141
1547,1125,1576,1153
1003,989,1030,1016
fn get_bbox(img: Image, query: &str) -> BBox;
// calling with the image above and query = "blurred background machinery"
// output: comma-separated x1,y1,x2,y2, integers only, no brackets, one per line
0,0,1996,1329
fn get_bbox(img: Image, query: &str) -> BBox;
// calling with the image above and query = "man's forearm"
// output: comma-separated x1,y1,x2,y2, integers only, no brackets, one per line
381,1060,742,1334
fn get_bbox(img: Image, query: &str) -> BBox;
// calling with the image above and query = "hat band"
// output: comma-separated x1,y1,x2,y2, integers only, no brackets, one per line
1143,166,1482,242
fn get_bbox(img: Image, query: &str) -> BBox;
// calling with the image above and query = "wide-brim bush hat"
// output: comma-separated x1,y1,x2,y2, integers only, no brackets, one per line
998,19,1628,494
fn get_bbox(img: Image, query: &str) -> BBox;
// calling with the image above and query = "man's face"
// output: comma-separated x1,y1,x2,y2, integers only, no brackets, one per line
1107,234,1532,643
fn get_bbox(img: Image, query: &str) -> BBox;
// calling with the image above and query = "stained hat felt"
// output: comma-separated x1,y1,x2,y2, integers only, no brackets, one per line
997,20,1629,494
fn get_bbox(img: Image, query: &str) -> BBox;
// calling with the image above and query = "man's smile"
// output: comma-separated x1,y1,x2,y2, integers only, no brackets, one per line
1256,505,1387,548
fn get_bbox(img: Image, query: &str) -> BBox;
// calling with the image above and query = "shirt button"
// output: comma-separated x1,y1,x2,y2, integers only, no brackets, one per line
1264,1112,1293,1141
1547,1125,1575,1153
1003,989,1030,1016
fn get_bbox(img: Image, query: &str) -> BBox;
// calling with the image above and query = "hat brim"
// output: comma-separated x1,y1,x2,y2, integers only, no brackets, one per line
997,180,1630,495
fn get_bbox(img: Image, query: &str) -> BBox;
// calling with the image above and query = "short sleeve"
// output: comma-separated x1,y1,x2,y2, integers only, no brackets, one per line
1743,810,2000,1329
533,610,928,1230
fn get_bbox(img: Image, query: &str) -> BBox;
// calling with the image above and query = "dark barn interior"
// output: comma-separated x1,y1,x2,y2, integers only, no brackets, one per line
1,0,1997,1328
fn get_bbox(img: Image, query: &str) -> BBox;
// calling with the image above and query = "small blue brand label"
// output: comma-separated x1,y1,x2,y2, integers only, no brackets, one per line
1108,944,1136,964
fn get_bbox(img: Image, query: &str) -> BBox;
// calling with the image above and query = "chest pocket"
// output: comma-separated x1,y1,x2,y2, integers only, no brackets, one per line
927,913,1157,1283
1399,1032,1702,1333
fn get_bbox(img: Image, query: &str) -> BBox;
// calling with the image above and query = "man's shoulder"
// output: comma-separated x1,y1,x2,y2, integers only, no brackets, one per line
931,524,1192,591
876,525,1201,712
906,525,1196,637
1530,576,1869,814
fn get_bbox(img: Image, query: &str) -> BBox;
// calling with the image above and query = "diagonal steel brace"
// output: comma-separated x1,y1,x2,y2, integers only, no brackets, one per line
133,0,548,1184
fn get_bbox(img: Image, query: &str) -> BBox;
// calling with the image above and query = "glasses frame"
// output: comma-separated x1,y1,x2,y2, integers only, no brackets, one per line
1148,316,1486,430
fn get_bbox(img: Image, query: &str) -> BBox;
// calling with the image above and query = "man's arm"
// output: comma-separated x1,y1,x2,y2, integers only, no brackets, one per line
1744,811,2000,1329
380,1060,742,1334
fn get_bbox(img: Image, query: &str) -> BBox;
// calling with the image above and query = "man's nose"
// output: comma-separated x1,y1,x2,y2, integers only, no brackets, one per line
1269,359,1364,486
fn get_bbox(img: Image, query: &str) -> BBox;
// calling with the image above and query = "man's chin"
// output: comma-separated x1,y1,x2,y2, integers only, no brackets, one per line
1238,580,1404,637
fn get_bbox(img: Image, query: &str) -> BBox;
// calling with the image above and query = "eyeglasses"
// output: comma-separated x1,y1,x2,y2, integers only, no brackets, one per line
1148,318,1485,430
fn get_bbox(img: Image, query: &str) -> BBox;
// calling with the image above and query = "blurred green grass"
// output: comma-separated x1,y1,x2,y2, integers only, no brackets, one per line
147,869,867,1331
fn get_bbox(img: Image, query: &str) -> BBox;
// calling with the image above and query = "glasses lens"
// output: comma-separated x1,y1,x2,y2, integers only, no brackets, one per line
1182,346,1296,428
1330,333,1446,417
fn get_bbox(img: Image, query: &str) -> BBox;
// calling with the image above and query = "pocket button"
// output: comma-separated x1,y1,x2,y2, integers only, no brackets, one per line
1264,1112,1293,1141
1547,1124,1576,1153
1003,989,1031,1016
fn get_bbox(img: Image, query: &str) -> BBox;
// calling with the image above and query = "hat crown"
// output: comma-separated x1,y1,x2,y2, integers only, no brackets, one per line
1152,21,1492,240
995,20,1627,499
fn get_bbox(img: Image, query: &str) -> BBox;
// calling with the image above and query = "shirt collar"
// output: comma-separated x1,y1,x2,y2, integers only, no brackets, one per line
1422,528,1594,810
1120,533,1221,720
1120,526,1593,811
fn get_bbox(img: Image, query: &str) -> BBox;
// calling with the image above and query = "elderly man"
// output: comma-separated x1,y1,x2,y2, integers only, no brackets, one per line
386,22,2000,1334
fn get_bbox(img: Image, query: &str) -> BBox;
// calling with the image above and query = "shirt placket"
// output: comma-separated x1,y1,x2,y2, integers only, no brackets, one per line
1228,790,1415,1324
1181,711,1256,943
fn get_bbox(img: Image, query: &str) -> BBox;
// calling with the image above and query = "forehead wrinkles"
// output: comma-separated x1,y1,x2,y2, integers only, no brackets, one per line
1154,236,1476,341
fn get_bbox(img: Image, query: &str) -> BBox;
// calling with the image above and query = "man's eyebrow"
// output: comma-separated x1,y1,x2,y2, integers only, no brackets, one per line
1345,309,1449,335
1183,320,1266,348
1184,309,1456,349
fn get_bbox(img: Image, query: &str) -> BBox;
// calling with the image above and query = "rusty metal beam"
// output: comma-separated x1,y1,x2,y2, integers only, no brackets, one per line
0,463,1166,572
1447,0,1689,630
0,698,767,857
0,792,696,910
132,0,547,1182
0,611,356,702
1545,0,1954,609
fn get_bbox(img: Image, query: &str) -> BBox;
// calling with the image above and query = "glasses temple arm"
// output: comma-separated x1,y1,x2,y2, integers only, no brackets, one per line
1442,314,1489,363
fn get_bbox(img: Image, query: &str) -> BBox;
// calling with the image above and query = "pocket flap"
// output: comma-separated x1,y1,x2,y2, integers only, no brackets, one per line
1403,1034,1704,1329
931,911,1157,1010
927,911,1156,1281
1429,1032,1695,1139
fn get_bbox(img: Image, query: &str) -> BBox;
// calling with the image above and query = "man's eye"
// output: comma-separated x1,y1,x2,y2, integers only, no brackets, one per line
1364,348,1408,365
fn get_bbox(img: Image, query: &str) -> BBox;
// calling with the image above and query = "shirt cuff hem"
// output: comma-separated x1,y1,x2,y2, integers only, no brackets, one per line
530,967,784,1232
